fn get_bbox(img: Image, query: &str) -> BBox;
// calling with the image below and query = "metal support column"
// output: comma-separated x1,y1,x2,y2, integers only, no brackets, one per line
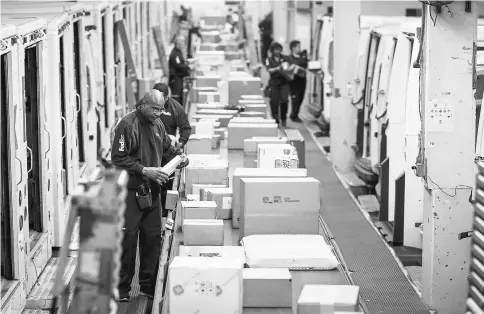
420,2,477,313
330,0,361,173
272,0,288,50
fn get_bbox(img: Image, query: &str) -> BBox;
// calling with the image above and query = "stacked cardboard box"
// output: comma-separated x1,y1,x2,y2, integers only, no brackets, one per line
228,122,278,150
243,137,288,168
257,143,298,169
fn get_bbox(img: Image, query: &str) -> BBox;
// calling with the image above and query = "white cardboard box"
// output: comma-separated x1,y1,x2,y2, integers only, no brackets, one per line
187,136,212,154
193,114,233,127
193,184,227,199
228,123,278,150
244,104,267,113
183,219,224,246
194,121,215,136
203,187,233,219
185,156,229,194
181,201,217,221
257,143,297,168
244,138,288,168
297,285,360,313
239,177,320,239
179,245,246,263
274,155,300,169
240,111,266,118
241,94,264,100
243,268,292,308
231,168,308,228
168,256,243,313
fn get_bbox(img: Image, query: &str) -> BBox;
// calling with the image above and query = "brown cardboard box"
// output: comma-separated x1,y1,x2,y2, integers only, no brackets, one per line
195,75,221,88
239,177,320,239
193,184,227,199
241,94,264,100
238,99,266,106
181,201,217,220
198,91,221,103
193,114,233,127
284,129,306,168
197,109,239,117
182,219,224,246
231,118,276,124
239,111,266,118
231,168,308,228
297,285,360,313
229,77,262,106
214,128,227,139
243,268,292,308
186,136,212,154
243,138,288,168
179,245,246,263
228,123,278,150
185,156,229,194
195,103,226,110
204,187,233,219
244,104,268,113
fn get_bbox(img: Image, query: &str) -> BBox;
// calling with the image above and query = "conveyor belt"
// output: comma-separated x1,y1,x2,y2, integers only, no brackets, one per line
297,121,430,314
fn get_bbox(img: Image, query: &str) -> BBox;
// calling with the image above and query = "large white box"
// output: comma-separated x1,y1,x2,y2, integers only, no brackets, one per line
168,256,243,314
183,219,224,246
228,123,278,150
239,177,320,239
179,245,246,263
257,143,297,168
231,168,307,228
298,285,360,313
243,268,292,308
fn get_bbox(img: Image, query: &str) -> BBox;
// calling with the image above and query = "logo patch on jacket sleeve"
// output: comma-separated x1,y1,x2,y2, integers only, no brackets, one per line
119,134,125,152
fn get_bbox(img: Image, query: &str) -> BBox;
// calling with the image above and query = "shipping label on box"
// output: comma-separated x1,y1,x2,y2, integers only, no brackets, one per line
239,177,320,238
231,168,308,228
168,256,243,314
258,143,297,168
243,268,292,308
183,219,224,246
274,155,299,169
228,123,278,150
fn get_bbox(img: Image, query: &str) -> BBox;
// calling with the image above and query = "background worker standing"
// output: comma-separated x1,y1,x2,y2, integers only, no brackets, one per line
153,82,192,217
288,40,308,123
265,42,291,127
111,91,188,302
169,35,191,106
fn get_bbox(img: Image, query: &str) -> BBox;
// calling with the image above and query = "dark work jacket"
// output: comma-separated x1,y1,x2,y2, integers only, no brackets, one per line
288,53,308,85
265,54,291,86
169,47,190,79
111,110,180,191
159,97,192,145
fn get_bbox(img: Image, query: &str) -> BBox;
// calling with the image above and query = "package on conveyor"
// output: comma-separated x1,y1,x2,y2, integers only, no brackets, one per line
297,285,360,313
214,128,227,139
244,104,268,114
274,154,300,169
196,50,225,66
186,135,212,154
185,155,229,194
241,94,264,100
168,256,243,313
284,128,306,168
195,103,226,110
229,76,262,106
243,268,292,308
239,177,320,239
231,168,308,228
211,134,221,149
257,143,298,168
195,75,221,88
228,122,278,150
181,201,217,220
197,108,239,118
244,137,288,168
230,117,276,124
193,120,215,136
198,91,221,103
229,71,250,77
239,111,266,118
239,99,266,105
201,187,233,219
183,219,224,246
179,245,246,263
186,194,200,201
241,234,339,269
192,87,217,103
192,114,233,127
192,184,227,199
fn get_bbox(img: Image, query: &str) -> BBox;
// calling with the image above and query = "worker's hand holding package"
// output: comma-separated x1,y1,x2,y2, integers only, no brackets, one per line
142,167,170,185
177,153,189,169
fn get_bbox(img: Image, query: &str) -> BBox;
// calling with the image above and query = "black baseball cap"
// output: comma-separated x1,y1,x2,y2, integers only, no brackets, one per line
153,83,169,97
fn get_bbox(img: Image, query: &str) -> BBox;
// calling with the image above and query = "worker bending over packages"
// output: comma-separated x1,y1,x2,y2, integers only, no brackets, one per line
153,83,192,217
288,40,308,123
111,91,189,301
169,35,191,106
265,42,292,127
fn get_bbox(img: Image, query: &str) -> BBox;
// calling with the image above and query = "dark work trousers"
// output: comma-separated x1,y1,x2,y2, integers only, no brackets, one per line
160,178,174,217
269,80,290,123
290,79,306,119
169,77,184,106
118,189,162,296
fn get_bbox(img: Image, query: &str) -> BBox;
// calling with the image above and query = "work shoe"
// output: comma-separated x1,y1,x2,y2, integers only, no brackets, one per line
291,117,302,123
281,120,287,127
139,291,154,299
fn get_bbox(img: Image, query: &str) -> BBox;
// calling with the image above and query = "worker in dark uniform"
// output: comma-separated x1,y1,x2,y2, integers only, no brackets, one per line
111,91,189,301
153,82,192,217
265,42,291,127
169,35,191,106
288,40,308,123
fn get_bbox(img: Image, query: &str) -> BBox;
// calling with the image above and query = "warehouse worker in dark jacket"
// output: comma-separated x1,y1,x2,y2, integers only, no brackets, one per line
288,40,308,123
111,90,189,302
265,41,291,127
169,35,191,106
153,82,192,216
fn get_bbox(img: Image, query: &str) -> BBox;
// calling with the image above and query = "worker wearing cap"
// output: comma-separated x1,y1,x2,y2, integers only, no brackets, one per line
111,90,189,302
169,35,191,106
153,82,192,216
265,41,291,127
288,40,308,123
